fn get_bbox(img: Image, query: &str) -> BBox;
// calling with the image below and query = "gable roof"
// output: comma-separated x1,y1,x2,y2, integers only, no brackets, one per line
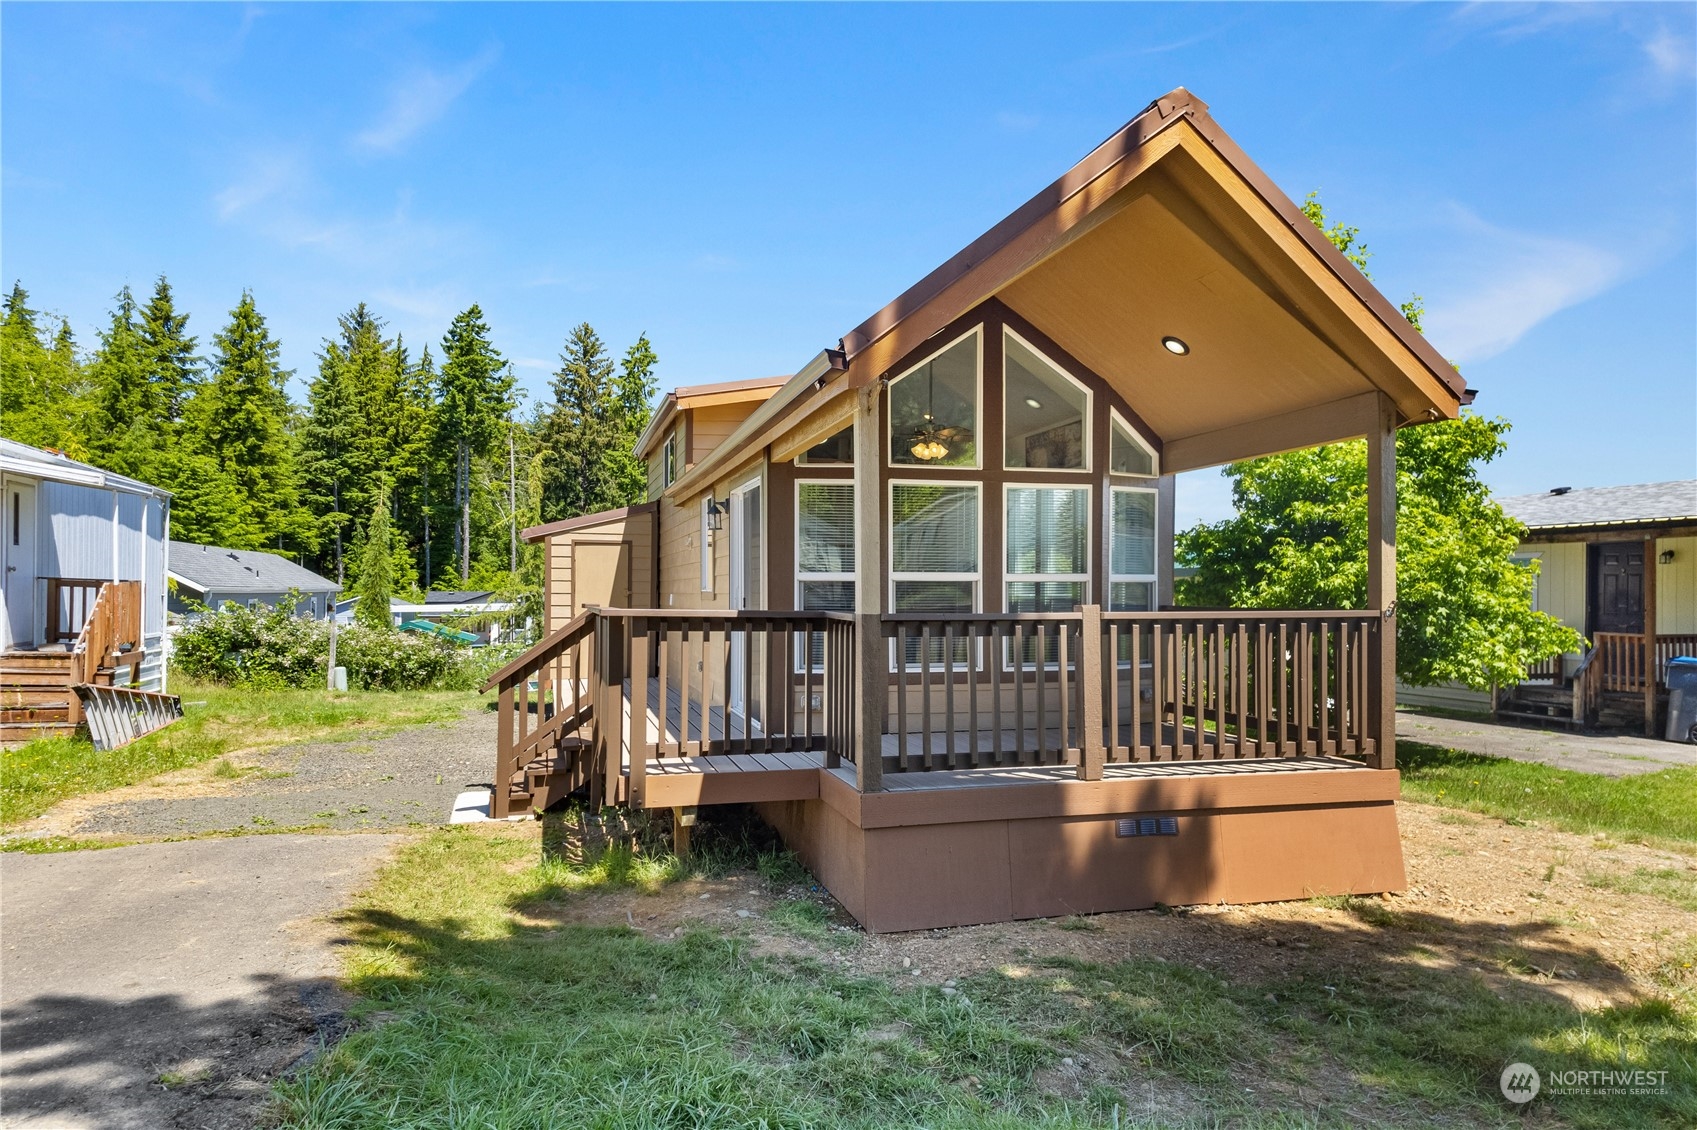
522,501,657,544
634,375,791,459
1500,481,1697,533
666,86,1469,500
168,541,338,595
0,438,171,498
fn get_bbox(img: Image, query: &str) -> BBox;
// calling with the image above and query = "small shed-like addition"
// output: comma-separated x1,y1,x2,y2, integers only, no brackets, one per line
525,503,658,633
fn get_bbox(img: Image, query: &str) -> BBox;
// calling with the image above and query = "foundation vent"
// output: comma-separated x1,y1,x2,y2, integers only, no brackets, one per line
1116,816,1179,838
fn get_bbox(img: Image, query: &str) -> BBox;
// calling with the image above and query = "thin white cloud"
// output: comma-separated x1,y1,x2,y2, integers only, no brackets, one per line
355,45,500,154
1421,207,1625,364
213,151,306,220
371,285,461,323
1644,27,1696,79
996,111,1041,133
511,357,553,371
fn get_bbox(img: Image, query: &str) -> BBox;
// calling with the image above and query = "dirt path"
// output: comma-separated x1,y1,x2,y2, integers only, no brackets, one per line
0,834,396,1130
24,708,494,842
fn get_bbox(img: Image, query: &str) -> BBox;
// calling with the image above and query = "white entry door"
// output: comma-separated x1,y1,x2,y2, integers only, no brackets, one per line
727,479,763,725
3,479,39,650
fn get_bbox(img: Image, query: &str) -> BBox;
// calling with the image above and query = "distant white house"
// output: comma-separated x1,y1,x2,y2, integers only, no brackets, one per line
0,439,170,691
167,541,339,620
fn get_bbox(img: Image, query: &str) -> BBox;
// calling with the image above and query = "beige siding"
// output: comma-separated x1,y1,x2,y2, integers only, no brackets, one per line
1656,535,1697,634
1521,541,1586,635
688,404,755,464
542,510,656,633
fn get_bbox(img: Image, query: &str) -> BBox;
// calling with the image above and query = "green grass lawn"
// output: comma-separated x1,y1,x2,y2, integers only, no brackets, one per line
1397,741,1697,849
271,825,1697,1130
0,680,475,830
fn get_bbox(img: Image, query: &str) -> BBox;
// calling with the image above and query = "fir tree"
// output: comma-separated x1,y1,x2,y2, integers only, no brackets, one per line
137,276,200,429
86,286,162,480
354,485,395,630
540,324,656,521
435,305,512,581
0,283,86,453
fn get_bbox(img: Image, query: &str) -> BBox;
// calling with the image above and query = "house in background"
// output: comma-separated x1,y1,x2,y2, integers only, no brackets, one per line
167,541,339,620
1490,480,1697,733
335,590,523,644
1,439,170,739
489,87,1468,932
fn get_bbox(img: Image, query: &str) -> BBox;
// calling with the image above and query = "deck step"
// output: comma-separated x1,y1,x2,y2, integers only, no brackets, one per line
0,721,78,742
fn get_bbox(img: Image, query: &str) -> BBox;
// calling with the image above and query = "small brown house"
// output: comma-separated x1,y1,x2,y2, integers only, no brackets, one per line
488,88,1468,932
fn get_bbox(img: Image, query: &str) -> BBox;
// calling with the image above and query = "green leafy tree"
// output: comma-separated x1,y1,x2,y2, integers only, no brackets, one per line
435,305,512,581
354,485,395,630
1176,196,1582,689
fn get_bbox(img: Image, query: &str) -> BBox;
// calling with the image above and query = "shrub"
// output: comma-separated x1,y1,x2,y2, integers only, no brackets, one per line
171,599,482,692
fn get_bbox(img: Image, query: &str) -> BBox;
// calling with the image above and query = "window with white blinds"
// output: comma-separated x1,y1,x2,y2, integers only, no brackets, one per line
1111,486,1157,611
1005,486,1089,613
890,482,979,666
796,482,854,670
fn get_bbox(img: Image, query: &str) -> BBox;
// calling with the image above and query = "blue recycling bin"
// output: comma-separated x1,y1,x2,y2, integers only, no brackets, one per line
1665,656,1697,744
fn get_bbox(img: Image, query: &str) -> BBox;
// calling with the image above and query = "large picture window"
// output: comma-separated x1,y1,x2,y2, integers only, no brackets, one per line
1005,486,1089,613
891,482,978,666
889,330,980,468
1110,486,1157,611
796,482,854,670
1004,329,1089,470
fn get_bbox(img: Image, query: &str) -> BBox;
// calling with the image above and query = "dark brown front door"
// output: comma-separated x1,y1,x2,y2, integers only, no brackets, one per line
1592,542,1645,634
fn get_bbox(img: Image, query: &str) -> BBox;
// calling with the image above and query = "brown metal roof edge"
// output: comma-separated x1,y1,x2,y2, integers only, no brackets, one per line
634,374,793,457
521,501,657,544
674,373,791,401
837,85,1463,405
839,89,1194,359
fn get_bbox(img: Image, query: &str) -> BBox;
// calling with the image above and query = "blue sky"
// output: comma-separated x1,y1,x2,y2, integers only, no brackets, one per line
4,2,1693,527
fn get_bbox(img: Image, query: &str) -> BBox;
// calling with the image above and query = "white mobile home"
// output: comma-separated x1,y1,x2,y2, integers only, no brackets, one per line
1,440,170,737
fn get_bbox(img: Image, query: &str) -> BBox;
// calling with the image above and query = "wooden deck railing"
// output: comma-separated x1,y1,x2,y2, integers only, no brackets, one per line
71,580,142,685
486,604,1391,807
1590,632,1697,693
46,578,107,645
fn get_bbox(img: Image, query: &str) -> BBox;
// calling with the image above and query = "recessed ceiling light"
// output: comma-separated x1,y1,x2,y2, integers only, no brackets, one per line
1024,397,1042,409
1161,336,1190,356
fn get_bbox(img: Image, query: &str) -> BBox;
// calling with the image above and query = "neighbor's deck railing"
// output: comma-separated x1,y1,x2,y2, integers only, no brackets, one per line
486,605,1389,806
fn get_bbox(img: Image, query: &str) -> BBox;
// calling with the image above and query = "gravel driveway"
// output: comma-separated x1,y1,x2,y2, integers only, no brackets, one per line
71,708,494,837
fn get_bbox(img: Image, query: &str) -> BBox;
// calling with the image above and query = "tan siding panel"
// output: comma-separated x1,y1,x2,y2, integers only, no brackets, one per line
1656,535,1697,634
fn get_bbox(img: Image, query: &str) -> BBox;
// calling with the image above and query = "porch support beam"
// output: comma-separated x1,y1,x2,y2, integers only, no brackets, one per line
852,383,885,792
1644,537,1658,737
1163,391,1381,475
1366,393,1397,770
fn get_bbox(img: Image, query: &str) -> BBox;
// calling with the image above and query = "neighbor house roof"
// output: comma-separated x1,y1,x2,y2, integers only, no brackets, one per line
424,590,495,605
0,438,171,498
521,501,657,544
633,375,791,459
1500,482,1697,534
665,86,1469,501
168,541,337,595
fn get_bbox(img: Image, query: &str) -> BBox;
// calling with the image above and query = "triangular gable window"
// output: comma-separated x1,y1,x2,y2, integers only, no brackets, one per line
1110,411,1157,477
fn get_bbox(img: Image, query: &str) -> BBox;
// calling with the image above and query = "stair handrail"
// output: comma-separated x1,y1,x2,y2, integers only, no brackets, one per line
71,580,142,688
486,609,601,818
481,609,597,693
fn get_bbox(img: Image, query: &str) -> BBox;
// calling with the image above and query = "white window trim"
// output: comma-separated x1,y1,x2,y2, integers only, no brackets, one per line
1002,326,1092,473
887,326,984,471
699,495,715,593
794,479,856,672
888,479,982,670
662,432,678,488
1109,408,1159,478
1002,482,1092,604
1109,484,1159,610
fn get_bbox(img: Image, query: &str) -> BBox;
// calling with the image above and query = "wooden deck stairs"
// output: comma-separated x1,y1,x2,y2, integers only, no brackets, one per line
1,580,147,744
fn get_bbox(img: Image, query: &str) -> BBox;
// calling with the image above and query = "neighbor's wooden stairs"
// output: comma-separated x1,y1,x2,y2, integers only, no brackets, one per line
0,652,120,742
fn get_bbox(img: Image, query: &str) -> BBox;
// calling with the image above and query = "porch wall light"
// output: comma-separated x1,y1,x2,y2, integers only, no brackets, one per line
1660,550,1675,565
705,498,727,531
1161,336,1190,356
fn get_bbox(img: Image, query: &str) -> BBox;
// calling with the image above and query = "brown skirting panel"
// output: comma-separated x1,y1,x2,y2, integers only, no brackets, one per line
758,769,1405,933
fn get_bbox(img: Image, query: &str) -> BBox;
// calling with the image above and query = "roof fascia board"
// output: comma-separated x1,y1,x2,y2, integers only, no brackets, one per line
665,350,836,500
0,453,171,497
633,396,680,459
1164,391,1381,474
521,501,657,543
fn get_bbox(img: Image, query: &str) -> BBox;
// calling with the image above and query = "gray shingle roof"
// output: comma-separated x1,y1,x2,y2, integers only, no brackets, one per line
169,541,338,594
1498,481,1697,531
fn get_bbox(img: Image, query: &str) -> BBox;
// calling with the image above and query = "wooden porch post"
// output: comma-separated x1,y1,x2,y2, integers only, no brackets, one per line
1366,394,1397,771
853,382,885,792
1643,537,1658,737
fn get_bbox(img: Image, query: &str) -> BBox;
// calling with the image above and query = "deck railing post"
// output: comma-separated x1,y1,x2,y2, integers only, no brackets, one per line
1643,537,1659,736
852,382,885,792
1366,392,1397,770
629,619,650,808
1077,605,1105,780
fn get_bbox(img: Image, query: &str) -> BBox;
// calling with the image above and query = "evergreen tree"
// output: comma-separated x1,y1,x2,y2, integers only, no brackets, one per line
435,305,512,581
181,291,306,551
137,276,200,430
540,324,657,522
354,485,395,630
0,283,89,454
86,286,162,480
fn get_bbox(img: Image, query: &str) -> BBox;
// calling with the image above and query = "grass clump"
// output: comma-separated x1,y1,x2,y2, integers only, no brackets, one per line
272,826,1697,1130
1398,741,1697,848
1586,866,1697,912
0,680,474,828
